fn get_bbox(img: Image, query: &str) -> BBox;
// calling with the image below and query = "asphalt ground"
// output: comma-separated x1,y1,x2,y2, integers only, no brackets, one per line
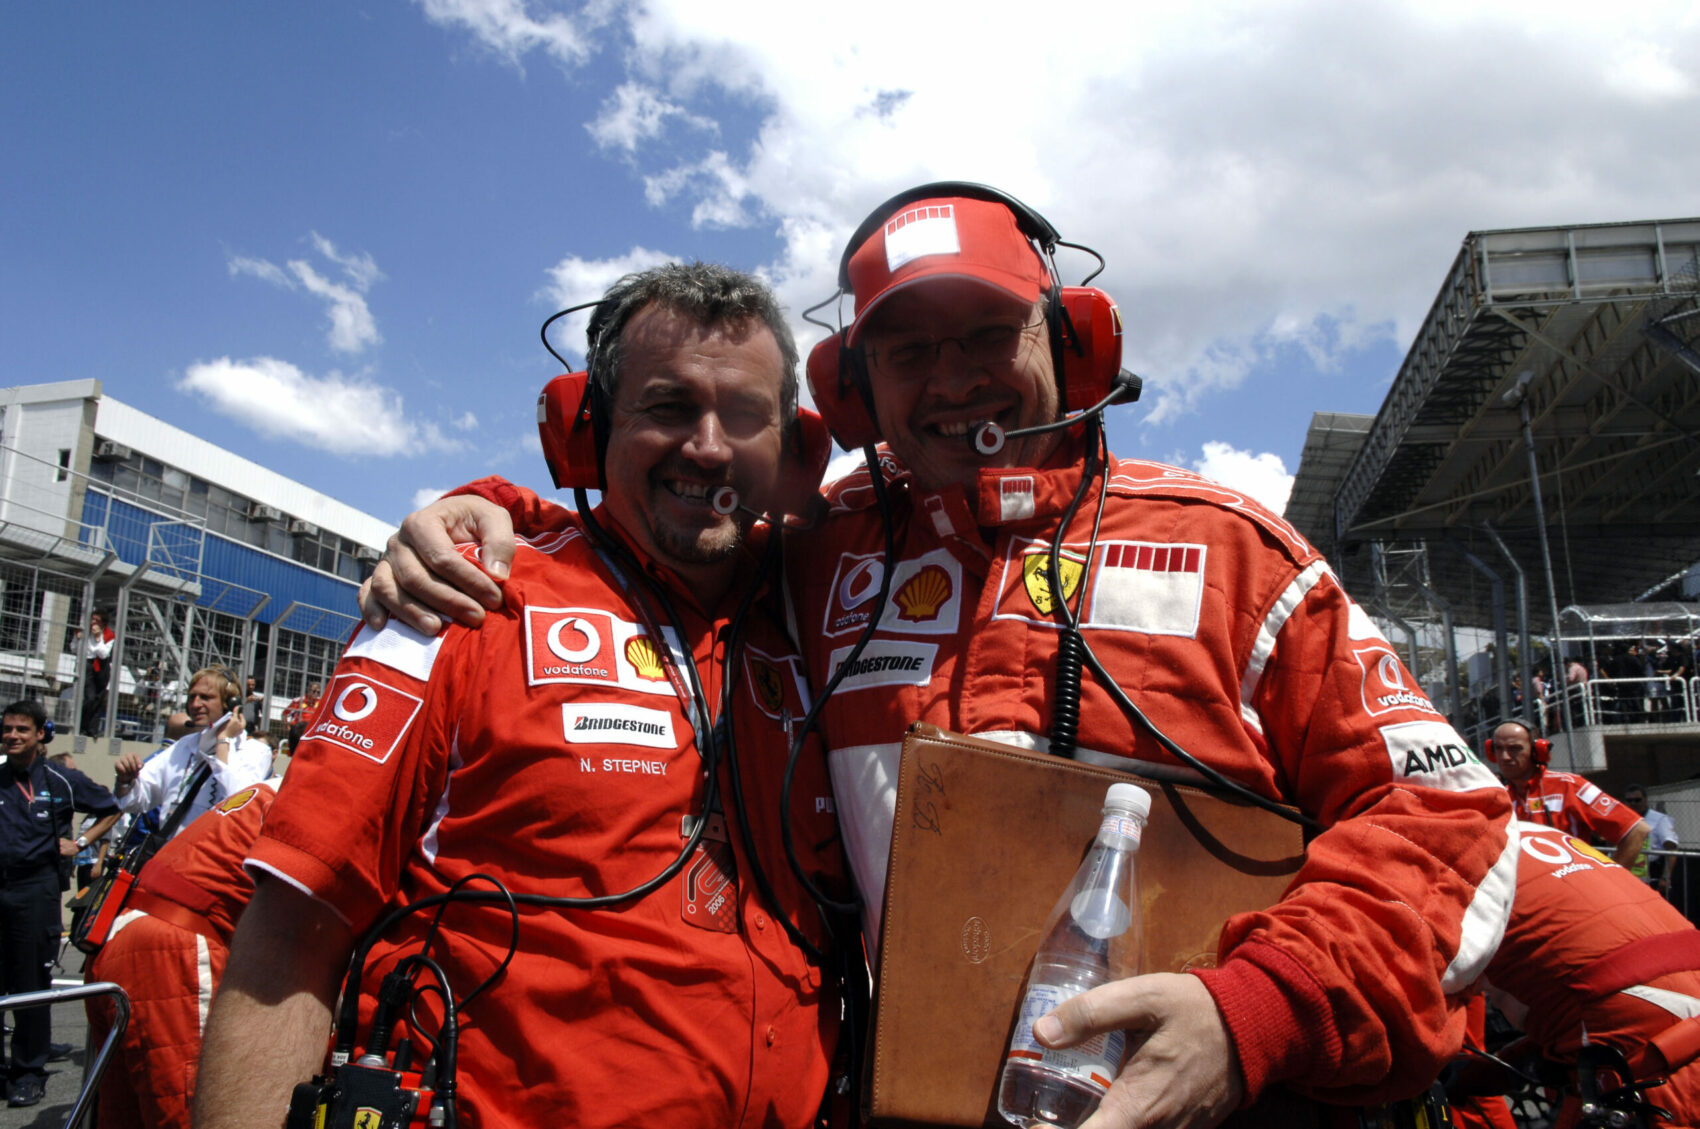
0,920,105,1129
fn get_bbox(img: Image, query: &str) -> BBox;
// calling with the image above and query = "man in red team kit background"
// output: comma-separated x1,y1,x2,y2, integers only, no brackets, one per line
194,263,846,1129
1469,821,1700,1128
1489,719,1648,873
365,184,1516,1127
85,777,282,1129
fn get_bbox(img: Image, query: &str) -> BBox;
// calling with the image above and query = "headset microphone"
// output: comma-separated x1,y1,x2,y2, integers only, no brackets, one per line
711,487,741,517
968,369,1143,457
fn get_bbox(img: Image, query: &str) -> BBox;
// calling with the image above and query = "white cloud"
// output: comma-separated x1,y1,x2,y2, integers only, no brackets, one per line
228,234,384,354
423,0,1700,431
178,357,461,456
1192,442,1294,515
310,232,383,293
538,246,678,362
588,82,716,153
412,486,450,509
414,0,598,69
452,411,479,431
288,260,382,354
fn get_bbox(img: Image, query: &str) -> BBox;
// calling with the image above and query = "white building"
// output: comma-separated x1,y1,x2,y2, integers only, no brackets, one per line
0,379,395,747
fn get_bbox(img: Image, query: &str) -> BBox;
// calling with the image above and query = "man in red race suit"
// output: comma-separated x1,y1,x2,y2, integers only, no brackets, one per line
85,778,280,1129
1480,822,1700,1128
360,187,1516,1128
1489,719,1648,874
195,264,846,1129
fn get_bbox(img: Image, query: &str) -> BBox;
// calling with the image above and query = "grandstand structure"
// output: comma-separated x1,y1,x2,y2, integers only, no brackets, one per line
0,380,390,751
1286,217,1700,784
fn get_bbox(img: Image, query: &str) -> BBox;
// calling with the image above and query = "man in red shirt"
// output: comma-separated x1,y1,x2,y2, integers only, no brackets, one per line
195,264,846,1129
1490,719,1648,874
85,778,280,1129
280,681,320,750
1477,822,1700,1127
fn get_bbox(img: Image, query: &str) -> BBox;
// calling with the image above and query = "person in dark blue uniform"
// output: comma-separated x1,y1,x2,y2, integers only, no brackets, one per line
0,700,119,1107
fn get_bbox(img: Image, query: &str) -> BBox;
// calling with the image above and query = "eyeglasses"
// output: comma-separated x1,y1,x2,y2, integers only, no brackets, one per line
863,314,1047,380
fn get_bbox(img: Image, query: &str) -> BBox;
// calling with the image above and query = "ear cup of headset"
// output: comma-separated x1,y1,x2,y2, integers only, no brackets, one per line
806,333,880,451
1532,738,1551,766
1056,287,1124,413
537,372,601,491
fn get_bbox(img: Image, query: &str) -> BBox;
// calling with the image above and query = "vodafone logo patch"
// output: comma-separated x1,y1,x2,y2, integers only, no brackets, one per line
523,606,677,696
333,683,380,722
306,672,424,765
821,553,885,638
1351,644,1440,717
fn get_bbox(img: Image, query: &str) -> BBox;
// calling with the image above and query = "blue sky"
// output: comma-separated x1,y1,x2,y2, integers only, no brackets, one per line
5,1,1697,526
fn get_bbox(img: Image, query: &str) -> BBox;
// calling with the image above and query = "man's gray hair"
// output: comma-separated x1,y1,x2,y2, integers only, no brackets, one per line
586,261,799,427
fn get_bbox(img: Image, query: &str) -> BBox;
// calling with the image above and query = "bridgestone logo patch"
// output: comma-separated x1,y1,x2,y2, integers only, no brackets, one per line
827,640,936,693
561,703,677,750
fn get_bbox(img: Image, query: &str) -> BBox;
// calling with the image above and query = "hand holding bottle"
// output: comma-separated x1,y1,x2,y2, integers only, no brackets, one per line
1034,972,1243,1129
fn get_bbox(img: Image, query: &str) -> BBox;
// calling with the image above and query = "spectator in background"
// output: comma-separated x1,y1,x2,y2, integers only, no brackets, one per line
113,669,271,838
77,610,115,737
240,676,264,736
281,681,320,751
1565,655,1590,727
1622,785,1680,897
0,700,120,1107
50,752,112,942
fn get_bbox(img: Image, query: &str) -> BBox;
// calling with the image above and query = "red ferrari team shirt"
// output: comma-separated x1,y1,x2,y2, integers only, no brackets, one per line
251,513,844,1129
1507,766,1642,845
134,780,278,944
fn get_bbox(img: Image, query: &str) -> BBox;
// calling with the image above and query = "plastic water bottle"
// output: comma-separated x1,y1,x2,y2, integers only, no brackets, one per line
997,782,1150,1129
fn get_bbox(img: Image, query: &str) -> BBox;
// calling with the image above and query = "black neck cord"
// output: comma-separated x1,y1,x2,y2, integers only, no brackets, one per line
1047,430,1322,830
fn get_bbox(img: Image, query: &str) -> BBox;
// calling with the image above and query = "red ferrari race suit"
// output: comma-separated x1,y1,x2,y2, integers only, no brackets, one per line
249,511,844,1129
782,445,1516,1105
85,780,278,1129
454,445,1517,1108
1483,822,1700,1127
1507,765,1642,844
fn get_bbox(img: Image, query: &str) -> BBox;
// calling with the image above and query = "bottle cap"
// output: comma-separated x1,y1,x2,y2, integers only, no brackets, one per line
1105,782,1152,820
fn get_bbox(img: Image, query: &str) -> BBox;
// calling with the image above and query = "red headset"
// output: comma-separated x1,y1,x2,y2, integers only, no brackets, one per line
535,371,833,519
1484,722,1551,766
806,183,1127,451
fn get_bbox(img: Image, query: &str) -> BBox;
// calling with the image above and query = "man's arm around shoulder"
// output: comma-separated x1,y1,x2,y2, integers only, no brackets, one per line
196,875,354,1129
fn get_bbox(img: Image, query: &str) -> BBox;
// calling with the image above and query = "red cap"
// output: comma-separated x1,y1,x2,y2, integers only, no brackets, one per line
845,195,1049,343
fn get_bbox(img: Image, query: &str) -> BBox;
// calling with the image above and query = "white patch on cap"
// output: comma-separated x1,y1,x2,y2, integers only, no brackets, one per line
884,205,960,272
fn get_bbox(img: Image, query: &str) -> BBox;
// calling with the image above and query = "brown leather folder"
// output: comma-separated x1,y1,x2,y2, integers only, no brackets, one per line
869,724,1307,1128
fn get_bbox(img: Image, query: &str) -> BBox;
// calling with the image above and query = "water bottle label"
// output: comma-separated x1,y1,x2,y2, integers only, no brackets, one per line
1005,982,1127,1092
1098,814,1142,846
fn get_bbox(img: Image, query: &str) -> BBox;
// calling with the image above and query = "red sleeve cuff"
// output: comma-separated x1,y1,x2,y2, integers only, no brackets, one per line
1193,941,1343,1101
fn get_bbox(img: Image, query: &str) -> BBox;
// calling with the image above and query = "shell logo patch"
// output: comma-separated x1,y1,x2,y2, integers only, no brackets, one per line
624,636,667,682
215,787,258,815
1566,836,1615,866
1023,551,1084,615
894,564,952,623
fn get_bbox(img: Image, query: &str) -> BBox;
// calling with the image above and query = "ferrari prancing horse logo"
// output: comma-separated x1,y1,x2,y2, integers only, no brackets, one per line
1022,550,1085,615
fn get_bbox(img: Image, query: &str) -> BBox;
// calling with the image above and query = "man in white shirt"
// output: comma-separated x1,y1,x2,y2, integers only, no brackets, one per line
1623,783,1681,896
113,667,273,836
